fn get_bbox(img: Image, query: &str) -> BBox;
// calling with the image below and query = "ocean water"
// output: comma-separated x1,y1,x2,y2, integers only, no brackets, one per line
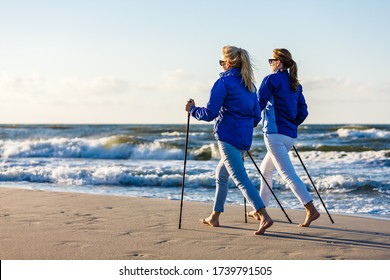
0,124,389,219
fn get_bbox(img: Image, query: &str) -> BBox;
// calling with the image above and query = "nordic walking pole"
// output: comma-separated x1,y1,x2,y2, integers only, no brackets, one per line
244,198,248,223
247,151,293,224
178,103,191,229
293,145,335,224
242,156,247,223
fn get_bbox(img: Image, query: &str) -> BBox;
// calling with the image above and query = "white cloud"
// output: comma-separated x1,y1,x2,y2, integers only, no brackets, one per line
0,71,210,123
301,76,390,124
0,69,211,104
162,69,190,82
0,73,49,100
63,77,130,97
301,75,388,102
303,76,352,91
3,71,386,124
377,81,390,94
0,73,145,106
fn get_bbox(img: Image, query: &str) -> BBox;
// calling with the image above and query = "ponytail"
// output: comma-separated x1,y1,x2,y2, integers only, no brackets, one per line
239,49,256,92
288,60,299,91
273,48,300,91
222,46,256,92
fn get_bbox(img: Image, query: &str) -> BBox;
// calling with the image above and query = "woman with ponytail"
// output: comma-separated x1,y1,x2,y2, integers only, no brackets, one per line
185,45,273,235
250,48,320,227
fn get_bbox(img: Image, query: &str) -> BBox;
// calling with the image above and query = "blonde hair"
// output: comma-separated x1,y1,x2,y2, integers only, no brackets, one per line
222,45,256,92
273,48,300,91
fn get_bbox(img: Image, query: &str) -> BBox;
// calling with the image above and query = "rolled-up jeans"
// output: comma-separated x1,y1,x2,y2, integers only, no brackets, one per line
213,140,265,212
260,133,313,206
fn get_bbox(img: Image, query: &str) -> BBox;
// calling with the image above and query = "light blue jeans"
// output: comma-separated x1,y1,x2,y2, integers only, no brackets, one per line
213,141,265,212
260,133,313,206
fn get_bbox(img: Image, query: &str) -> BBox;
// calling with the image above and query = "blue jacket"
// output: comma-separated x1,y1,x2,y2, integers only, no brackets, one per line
190,68,260,150
258,70,308,138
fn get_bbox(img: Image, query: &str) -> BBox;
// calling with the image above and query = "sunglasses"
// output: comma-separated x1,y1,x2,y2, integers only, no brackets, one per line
268,58,278,65
219,60,226,66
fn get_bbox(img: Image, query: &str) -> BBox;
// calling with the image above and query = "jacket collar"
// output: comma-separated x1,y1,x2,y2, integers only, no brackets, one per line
220,67,240,77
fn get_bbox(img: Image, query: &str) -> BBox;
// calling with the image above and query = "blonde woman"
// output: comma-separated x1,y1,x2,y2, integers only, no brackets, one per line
185,45,273,235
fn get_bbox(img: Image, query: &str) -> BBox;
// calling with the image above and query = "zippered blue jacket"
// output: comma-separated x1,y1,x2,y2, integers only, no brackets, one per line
190,68,260,150
258,70,308,138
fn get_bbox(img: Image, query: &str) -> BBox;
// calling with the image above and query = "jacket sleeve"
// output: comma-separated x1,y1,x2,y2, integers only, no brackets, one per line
253,93,261,127
258,75,273,112
296,88,308,125
190,78,227,122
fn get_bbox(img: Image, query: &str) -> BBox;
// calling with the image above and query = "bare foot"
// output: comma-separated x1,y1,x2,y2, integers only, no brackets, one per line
247,210,260,221
254,219,273,235
199,215,220,227
299,211,320,227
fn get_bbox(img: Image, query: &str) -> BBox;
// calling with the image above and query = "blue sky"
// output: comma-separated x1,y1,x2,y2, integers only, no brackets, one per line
0,0,389,124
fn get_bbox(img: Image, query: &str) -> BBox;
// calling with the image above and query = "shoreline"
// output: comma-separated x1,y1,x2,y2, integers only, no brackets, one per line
1,187,389,260
1,184,389,222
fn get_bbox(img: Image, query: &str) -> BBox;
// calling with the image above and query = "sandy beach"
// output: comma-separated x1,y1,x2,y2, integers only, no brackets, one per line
0,187,389,260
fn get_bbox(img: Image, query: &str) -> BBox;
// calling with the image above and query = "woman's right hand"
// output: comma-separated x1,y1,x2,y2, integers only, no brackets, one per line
185,99,195,112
